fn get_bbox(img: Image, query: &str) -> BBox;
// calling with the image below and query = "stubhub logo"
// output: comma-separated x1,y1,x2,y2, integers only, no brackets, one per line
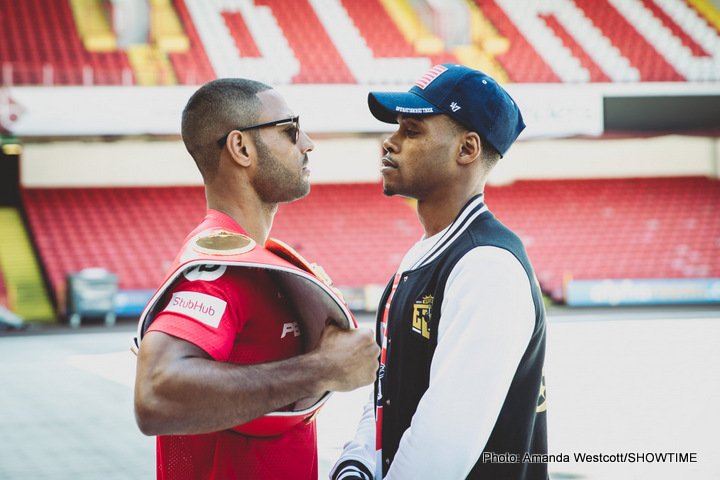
164,291,227,328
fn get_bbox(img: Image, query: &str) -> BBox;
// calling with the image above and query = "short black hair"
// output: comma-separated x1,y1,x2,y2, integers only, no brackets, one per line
447,116,501,170
181,78,272,180
479,136,501,170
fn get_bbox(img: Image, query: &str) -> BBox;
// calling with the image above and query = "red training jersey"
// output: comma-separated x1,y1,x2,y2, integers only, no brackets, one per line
146,211,317,480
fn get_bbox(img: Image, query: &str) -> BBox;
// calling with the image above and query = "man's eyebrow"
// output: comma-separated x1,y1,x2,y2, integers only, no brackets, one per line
397,115,426,124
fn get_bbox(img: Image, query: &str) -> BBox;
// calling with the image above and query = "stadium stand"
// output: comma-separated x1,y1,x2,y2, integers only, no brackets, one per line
20,184,421,306
489,177,720,300
166,0,216,85
22,187,205,296
2,0,718,85
21,177,720,309
250,0,355,83
0,0,134,85
5,0,720,319
337,0,458,73
573,0,681,81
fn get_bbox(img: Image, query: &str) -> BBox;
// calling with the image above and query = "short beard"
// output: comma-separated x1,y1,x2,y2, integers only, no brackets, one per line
252,134,310,204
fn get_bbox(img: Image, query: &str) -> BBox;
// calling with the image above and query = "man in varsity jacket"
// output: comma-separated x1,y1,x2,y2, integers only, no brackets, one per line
331,64,548,479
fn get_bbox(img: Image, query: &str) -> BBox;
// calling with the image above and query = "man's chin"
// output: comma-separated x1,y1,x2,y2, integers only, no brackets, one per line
383,186,417,201
280,183,310,203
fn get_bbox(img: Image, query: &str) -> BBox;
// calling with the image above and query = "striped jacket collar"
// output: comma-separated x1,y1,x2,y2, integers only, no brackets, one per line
408,193,489,271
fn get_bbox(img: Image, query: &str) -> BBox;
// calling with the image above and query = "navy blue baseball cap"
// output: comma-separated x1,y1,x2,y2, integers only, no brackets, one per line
368,64,525,157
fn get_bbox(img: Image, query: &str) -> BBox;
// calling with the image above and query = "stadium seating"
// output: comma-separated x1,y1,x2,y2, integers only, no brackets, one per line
247,0,355,83
22,187,204,297
488,177,720,300
165,0,215,85
20,184,422,301
21,177,720,307
0,0,134,85
2,0,718,85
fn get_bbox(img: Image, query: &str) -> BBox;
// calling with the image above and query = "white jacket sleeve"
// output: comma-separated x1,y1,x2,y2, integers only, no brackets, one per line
329,391,376,479
385,246,535,479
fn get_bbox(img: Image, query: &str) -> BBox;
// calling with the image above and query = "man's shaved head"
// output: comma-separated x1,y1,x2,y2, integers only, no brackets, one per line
181,78,272,180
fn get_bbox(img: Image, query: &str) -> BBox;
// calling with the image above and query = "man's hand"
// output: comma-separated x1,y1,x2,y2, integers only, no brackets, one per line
312,323,379,392
135,321,379,436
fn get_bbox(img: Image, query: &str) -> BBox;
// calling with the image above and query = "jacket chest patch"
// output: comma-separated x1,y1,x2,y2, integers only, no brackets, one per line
411,294,433,339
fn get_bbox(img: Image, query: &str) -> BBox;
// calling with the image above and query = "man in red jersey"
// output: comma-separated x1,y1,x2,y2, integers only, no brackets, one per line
134,78,379,480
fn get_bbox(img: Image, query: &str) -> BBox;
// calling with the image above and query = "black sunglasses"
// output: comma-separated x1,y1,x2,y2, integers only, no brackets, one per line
217,116,300,148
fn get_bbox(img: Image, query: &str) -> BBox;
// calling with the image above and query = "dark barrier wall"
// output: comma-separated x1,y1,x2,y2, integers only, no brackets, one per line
605,95,720,132
0,148,20,206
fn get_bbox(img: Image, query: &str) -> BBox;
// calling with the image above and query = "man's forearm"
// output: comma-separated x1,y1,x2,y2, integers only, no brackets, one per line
135,333,328,436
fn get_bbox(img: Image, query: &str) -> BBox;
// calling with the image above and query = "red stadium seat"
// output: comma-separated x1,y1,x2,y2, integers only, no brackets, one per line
21,178,720,305
21,184,422,299
488,177,720,300
0,0,135,85
2,0,716,85
474,0,560,83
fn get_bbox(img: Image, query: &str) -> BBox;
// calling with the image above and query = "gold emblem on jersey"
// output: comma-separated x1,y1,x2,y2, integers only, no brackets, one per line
412,295,433,339
192,230,256,256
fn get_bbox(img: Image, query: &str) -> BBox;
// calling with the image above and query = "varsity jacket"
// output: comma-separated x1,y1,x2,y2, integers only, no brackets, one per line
377,195,548,479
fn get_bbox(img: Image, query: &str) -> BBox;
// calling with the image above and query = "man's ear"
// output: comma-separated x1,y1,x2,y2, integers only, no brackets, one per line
225,130,254,168
457,131,481,166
